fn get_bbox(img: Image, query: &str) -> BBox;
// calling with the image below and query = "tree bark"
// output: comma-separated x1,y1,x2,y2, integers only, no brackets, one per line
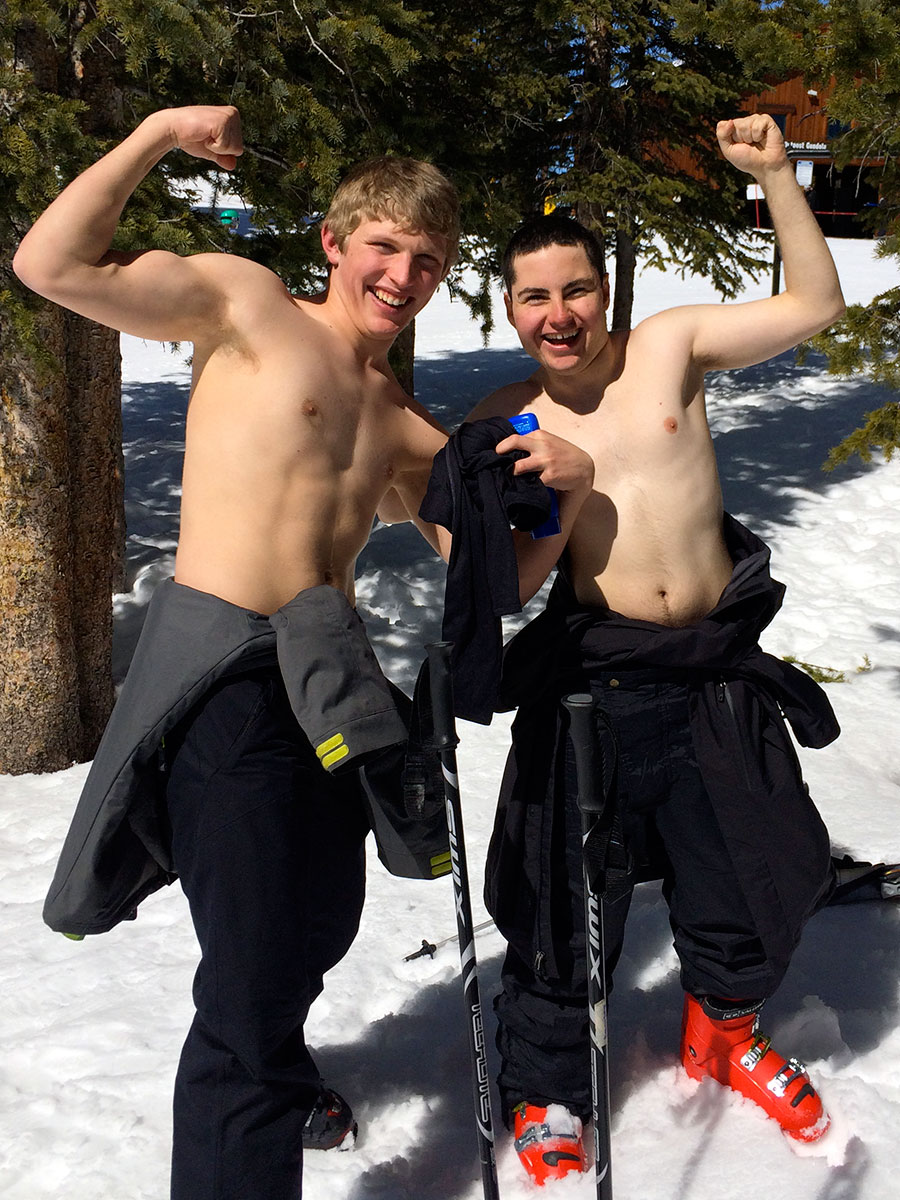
0,306,122,774
1,309,80,772
0,13,124,773
389,320,416,397
64,312,123,754
611,224,637,331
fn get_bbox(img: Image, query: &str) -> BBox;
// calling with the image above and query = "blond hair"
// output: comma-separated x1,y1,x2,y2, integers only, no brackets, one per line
324,156,460,274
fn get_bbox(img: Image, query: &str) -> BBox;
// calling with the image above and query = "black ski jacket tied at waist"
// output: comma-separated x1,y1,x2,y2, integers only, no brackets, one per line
419,416,556,724
43,580,414,938
487,514,838,983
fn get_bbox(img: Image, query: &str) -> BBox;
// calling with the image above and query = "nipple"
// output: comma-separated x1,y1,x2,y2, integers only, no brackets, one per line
663,416,678,433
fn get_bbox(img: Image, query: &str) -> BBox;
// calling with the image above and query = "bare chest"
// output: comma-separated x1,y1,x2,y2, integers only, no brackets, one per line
535,374,729,620
538,367,713,486
189,336,415,486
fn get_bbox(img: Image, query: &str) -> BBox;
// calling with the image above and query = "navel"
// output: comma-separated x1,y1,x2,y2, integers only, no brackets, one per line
663,416,678,434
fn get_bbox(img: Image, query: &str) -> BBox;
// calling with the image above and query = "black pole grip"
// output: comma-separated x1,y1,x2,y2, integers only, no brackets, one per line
563,693,604,816
427,641,459,750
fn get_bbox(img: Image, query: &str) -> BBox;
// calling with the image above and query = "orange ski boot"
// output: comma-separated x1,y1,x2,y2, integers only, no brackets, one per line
680,994,830,1143
513,1101,586,1184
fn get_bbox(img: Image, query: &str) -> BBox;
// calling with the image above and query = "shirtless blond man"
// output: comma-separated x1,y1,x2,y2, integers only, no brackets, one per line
14,105,591,1199
469,115,847,1183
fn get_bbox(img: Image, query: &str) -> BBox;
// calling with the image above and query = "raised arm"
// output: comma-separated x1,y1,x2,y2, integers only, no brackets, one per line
12,106,246,344
682,114,845,371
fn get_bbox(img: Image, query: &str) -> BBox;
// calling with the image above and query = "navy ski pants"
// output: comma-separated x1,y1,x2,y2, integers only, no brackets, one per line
164,666,368,1200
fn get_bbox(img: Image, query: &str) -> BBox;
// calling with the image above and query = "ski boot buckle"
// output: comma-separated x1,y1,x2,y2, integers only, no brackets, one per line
740,1033,771,1071
767,1057,808,1098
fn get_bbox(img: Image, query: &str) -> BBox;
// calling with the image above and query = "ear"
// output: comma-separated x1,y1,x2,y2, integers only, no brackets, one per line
321,223,342,267
601,274,611,310
504,292,515,327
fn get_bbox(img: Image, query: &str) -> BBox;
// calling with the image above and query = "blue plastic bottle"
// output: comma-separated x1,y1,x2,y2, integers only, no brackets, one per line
508,413,562,538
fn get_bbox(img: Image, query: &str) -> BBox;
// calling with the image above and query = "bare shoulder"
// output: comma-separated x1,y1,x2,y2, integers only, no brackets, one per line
466,377,540,422
188,251,291,309
622,308,703,370
154,249,292,344
628,306,698,345
200,255,322,350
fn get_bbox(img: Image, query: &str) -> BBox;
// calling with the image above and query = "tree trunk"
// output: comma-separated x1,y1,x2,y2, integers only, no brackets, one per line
64,312,123,753
1,308,80,773
611,224,637,332
0,13,125,773
389,320,416,396
0,306,122,774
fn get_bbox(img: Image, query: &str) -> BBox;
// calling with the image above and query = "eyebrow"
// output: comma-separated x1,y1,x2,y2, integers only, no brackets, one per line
515,276,597,300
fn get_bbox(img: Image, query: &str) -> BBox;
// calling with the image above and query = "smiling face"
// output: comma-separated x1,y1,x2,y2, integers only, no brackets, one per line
321,217,448,344
505,243,611,376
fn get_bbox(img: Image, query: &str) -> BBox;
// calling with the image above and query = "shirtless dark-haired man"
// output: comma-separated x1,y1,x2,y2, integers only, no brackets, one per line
13,104,593,1198
467,114,847,1184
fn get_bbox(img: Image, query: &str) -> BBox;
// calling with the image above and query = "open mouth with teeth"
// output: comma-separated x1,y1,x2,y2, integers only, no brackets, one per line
542,329,581,349
371,287,411,310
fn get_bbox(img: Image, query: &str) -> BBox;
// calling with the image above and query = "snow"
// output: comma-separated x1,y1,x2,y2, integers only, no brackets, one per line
2,236,899,1199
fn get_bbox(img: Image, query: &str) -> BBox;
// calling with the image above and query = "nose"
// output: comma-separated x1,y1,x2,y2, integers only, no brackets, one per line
547,296,573,327
386,252,415,288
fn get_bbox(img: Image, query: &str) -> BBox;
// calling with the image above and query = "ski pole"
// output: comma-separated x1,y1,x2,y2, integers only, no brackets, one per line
563,693,613,1200
427,641,500,1200
403,918,497,962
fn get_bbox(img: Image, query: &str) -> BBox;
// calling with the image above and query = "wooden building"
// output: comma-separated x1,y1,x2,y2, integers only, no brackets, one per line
740,74,882,237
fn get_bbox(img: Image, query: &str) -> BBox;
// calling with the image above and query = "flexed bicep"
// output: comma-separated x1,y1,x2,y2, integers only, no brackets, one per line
12,106,245,344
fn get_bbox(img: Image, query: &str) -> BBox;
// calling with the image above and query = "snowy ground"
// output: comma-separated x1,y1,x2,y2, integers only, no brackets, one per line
2,236,899,1199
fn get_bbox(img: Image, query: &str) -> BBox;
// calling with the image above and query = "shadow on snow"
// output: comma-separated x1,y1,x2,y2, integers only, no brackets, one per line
304,879,899,1198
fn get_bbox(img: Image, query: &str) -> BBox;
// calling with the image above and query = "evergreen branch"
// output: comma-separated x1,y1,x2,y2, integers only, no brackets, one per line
782,656,845,684
242,143,293,170
823,402,900,472
292,2,345,76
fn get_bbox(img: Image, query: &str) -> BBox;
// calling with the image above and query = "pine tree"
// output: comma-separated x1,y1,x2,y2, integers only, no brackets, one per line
807,0,900,468
717,0,900,468
563,1,771,329
410,2,778,332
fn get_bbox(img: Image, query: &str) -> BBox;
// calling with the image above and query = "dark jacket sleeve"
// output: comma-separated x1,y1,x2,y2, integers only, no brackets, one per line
420,417,555,723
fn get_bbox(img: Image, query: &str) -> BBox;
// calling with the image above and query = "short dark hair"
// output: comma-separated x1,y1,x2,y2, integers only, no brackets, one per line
501,214,606,293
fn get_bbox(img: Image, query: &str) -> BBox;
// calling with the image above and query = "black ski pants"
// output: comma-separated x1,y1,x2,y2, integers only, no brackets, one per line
164,666,368,1200
495,672,774,1123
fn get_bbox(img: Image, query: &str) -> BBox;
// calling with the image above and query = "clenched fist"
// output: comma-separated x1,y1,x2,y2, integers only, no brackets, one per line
716,114,789,178
164,105,244,170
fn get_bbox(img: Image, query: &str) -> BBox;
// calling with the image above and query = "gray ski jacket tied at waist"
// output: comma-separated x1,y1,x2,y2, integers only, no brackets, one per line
488,515,839,984
43,580,417,938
